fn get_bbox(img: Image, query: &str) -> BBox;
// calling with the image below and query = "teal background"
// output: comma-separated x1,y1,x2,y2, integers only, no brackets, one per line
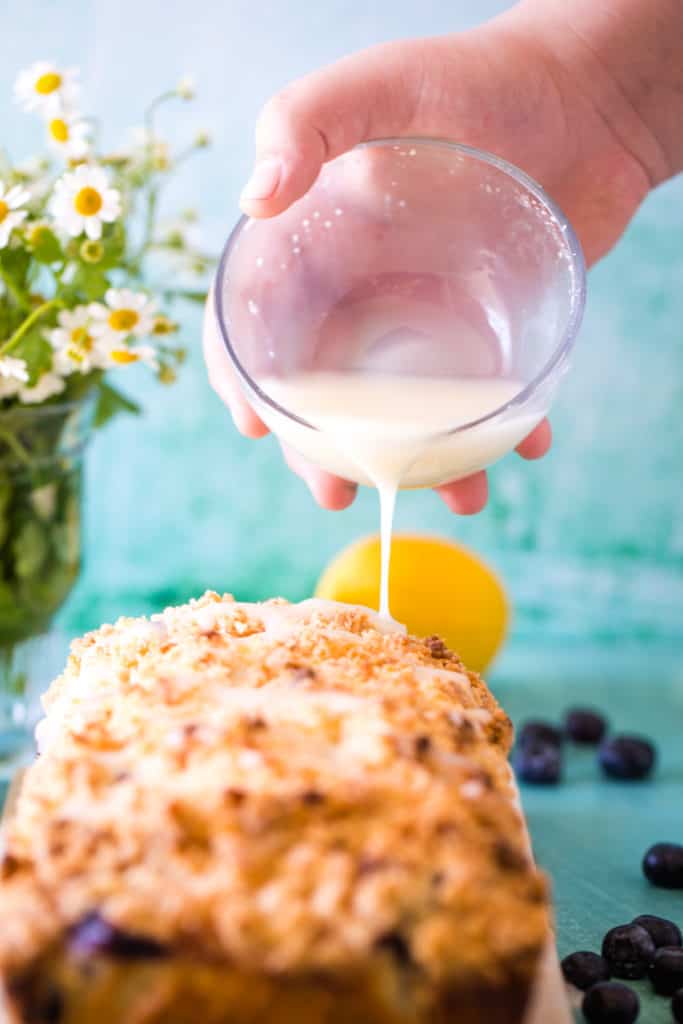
3,3,683,1020
2,0,680,652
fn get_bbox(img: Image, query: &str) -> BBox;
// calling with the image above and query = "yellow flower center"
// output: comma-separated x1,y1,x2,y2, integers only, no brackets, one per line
108,309,139,332
74,187,103,217
0,200,8,224
49,118,70,143
110,349,139,364
79,240,104,264
70,327,93,351
35,72,62,95
152,316,176,335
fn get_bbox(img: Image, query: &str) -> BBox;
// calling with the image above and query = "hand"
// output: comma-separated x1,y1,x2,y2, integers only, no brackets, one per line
205,0,671,512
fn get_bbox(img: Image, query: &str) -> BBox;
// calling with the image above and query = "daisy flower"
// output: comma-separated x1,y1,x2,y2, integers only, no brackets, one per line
50,164,121,241
14,62,79,118
13,157,53,202
130,127,171,171
106,344,159,370
176,74,196,100
19,371,66,404
48,304,107,374
0,357,29,398
0,182,30,248
90,289,157,345
46,112,90,160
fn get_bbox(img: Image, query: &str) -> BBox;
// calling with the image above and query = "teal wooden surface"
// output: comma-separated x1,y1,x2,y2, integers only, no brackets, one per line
494,645,683,1023
2,4,683,1022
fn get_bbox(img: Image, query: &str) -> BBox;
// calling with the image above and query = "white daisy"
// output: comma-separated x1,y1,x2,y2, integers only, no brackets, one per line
14,62,79,118
176,74,195,100
0,357,29,398
13,157,53,203
105,343,159,370
90,289,157,345
0,182,30,249
130,127,171,170
46,112,90,160
157,215,201,251
48,304,108,375
19,371,66,404
50,165,121,241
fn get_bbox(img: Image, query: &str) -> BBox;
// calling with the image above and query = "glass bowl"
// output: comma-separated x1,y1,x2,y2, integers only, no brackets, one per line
214,137,586,488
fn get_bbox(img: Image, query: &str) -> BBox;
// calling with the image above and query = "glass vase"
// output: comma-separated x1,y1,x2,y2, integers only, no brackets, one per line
0,398,94,776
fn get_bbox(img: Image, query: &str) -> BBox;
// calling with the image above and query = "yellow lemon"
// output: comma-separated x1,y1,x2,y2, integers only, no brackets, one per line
315,534,509,673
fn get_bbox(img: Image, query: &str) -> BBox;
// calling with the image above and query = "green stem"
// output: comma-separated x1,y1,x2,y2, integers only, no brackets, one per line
0,428,31,465
144,91,177,140
170,144,201,169
133,183,160,269
0,298,62,357
0,266,30,312
143,186,159,251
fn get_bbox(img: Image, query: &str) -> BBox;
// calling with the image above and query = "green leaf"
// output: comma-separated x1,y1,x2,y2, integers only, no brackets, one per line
0,477,12,548
30,482,58,521
99,224,127,269
8,670,27,697
60,369,102,404
0,247,31,290
0,581,27,641
30,228,63,265
13,326,54,385
94,380,141,428
13,520,48,578
70,264,110,302
18,563,76,620
52,493,80,564
0,477,12,515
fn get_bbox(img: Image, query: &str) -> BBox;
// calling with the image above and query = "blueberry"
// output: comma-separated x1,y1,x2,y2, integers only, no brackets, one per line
648,946,683,995
564,708,607,745
513,741,562,785
631,914,682,948
561,950,611,990
598,736,656,781
9,981,63,1023
642,843,683,889
601,923,656,979
67,911,167,959
582,982,639,1024
374,931,412,965
517,720,563,749
673,989,683,1023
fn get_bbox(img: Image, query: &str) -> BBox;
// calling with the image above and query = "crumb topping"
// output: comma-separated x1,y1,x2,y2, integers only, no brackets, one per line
0,594,547,989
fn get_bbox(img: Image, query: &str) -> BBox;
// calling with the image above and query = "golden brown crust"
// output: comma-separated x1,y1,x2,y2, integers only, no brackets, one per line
0,594,548,1022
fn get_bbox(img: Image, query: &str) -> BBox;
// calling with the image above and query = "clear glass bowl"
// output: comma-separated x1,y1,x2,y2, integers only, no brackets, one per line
214,138,586,488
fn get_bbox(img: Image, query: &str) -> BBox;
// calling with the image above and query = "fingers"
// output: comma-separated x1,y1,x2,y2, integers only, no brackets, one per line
436,471,489,515
436,418,551,515
281,443,357,511
240,40,425,218
515,418,552,459
202,292,269,438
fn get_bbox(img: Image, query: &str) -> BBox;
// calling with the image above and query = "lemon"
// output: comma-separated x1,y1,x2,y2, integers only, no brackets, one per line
315,534,509,672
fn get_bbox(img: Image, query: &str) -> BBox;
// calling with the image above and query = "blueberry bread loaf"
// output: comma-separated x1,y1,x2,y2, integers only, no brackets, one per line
0,594,549,1024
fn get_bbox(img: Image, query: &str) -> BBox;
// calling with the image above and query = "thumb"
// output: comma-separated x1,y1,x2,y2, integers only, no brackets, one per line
239,40,426,217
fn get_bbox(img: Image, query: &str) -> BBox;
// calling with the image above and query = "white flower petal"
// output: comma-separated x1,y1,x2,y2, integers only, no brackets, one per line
20,372,66,404
0,357,29,383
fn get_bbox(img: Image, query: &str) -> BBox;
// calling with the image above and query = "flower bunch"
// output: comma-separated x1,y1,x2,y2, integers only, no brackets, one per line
1,62,213,420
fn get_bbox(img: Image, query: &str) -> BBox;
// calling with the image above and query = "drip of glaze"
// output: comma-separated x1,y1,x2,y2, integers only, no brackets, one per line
258,372,531,621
